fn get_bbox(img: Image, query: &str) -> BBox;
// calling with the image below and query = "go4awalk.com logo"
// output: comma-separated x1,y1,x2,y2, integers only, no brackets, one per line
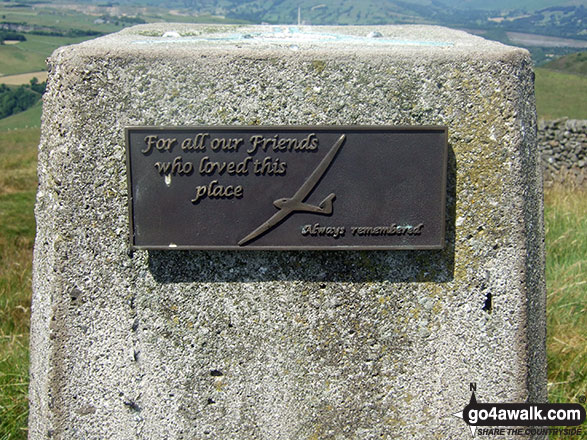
452,383,586,437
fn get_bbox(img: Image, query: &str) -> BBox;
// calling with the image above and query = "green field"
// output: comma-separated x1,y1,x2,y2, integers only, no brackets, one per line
535,67,587,120
543,51,587,77
0,34,91,76
0,1,132,76
0,128,37,440
0,101,42,130
0,3,126,35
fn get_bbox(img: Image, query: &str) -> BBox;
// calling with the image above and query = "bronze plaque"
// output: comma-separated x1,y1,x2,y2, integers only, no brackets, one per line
125,126,447,250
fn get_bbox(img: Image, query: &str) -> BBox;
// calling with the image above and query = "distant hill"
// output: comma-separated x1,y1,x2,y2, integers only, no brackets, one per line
43,1,586,40
542,51,587,76
438,0,583,11
87,0,581,13
1,1,585,124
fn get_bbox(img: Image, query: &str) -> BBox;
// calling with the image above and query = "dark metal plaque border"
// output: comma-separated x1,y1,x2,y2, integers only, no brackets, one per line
125,126,448,251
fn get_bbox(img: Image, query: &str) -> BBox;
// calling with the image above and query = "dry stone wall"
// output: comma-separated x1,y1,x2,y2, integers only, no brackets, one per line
538,118,586,186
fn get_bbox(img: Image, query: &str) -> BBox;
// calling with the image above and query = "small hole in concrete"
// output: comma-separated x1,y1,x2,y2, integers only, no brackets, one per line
123,400,141,412
70,288,82,302
482,292,492,313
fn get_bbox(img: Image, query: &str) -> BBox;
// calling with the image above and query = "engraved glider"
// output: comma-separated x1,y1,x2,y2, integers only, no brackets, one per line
238,134,346,246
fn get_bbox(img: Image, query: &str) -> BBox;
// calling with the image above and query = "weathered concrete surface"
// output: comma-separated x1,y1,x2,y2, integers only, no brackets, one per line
30,24,546,439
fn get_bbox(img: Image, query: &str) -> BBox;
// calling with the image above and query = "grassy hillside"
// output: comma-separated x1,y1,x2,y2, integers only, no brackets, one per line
544,185,587,406
0,127,38,440
0,2,124,77
440,0,582,10
542,51,587,76
534,67,587,119
0,101,42,130
0,2,125,35
0,34,89,76
226,0,433,25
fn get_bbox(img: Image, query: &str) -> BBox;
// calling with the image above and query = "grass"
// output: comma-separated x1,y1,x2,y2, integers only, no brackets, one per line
542,51,587,77
0,127,585,438
544,185,587,408
0,34,90,76
535,67,587,120
0,127,38,440
0,102,42,131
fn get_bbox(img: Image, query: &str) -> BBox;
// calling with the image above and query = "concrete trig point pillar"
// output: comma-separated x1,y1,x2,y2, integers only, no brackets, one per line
30,24,546,439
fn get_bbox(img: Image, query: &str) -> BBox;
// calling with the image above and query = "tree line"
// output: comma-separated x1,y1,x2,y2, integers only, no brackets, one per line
0,31,26,44
0,78,45,119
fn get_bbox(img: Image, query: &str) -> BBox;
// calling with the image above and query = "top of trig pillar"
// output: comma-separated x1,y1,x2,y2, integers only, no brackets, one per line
52,23,526,61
